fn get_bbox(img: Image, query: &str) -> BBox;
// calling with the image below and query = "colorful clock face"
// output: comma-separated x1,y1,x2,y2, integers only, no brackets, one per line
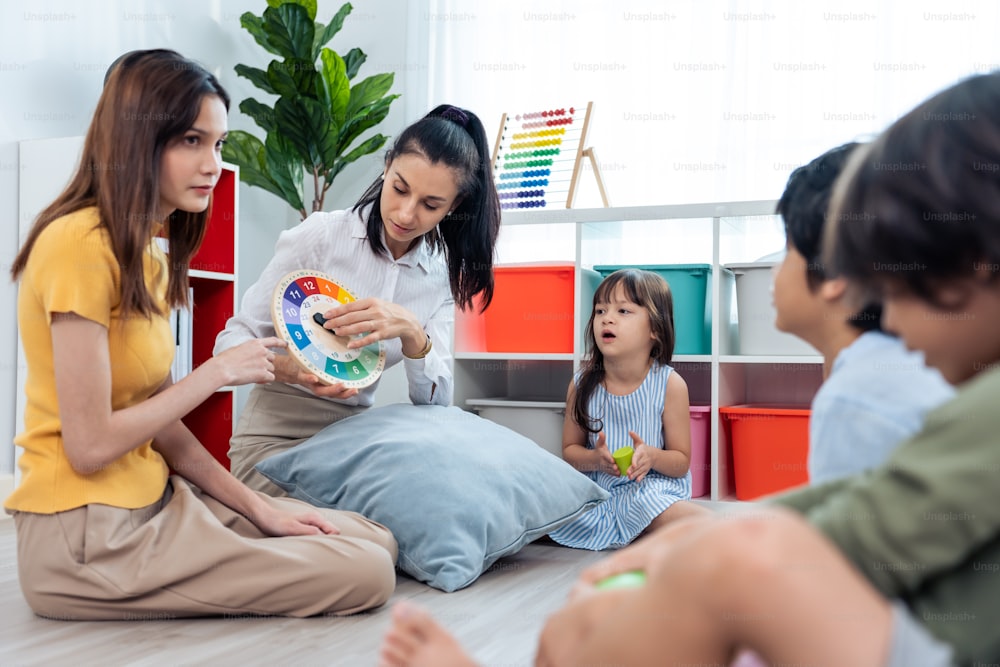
270,270,386,388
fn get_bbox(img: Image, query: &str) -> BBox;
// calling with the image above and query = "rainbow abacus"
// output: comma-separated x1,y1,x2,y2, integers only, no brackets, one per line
491,104,594,210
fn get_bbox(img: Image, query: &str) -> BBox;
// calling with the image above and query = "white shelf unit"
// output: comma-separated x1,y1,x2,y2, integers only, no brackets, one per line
454,201,824,501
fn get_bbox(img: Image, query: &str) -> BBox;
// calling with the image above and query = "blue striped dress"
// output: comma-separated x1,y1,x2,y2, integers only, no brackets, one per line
549,362,692,550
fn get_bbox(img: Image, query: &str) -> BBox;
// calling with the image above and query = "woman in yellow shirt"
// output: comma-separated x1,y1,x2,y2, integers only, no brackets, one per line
6,49,397,620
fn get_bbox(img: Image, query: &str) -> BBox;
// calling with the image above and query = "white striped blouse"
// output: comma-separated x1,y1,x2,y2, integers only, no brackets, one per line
213,206,455,407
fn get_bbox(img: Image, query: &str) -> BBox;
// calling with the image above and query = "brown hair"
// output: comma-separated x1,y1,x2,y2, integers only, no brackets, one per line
573,269,675,434
11,49,230,317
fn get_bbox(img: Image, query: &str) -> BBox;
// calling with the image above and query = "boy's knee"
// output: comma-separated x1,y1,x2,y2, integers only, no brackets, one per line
677,510,810,588
719,510,821,589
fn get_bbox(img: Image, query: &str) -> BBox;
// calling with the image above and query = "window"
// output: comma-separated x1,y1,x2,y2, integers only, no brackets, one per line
425,0,1000,207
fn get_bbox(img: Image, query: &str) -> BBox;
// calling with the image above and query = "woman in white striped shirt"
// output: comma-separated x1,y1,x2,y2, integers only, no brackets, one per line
214,105,501,497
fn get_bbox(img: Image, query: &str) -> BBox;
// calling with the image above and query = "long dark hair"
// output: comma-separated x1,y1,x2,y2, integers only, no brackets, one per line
573,269,675,435
827,71,1000,307
352,104,501,311
11,49,230,317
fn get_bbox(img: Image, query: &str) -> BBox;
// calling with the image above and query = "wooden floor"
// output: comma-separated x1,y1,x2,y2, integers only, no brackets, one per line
0,518,608,666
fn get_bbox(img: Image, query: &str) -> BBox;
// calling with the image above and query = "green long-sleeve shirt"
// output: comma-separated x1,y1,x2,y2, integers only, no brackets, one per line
770,366,1000,667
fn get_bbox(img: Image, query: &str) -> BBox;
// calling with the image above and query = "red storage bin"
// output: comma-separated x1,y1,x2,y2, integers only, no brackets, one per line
720,404,810,500
469,263,601,354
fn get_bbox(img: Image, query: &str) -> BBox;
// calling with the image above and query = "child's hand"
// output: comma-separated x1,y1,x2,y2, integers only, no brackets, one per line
626,431,653,483
592,432,619,476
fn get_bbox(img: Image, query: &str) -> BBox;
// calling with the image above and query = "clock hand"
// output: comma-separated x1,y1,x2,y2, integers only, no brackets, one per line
312,312,353,347
312,312,338,334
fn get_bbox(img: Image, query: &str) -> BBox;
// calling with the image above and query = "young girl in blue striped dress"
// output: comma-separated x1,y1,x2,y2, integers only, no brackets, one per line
549,268,694,550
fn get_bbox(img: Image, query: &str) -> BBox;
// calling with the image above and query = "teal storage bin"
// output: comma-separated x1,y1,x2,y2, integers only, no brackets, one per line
592,264,716,355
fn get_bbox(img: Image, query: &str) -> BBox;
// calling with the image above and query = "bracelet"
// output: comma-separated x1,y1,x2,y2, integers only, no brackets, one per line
404,333,433,360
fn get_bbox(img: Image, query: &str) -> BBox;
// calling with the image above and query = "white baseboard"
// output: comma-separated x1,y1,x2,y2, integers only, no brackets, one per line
0,474,13,520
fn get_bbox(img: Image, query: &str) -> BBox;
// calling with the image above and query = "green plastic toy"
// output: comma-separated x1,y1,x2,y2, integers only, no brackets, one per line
594,570,647,590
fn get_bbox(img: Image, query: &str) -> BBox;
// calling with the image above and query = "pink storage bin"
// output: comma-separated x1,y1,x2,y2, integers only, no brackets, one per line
689,404,711,498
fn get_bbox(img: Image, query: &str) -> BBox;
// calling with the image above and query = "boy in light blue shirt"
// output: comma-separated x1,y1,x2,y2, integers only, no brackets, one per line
772,143,954,483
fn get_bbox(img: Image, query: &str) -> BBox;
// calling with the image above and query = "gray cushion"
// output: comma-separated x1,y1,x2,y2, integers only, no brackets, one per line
255,403,609,592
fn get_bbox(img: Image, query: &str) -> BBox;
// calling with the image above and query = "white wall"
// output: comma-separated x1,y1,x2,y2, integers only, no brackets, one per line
0,0,428,479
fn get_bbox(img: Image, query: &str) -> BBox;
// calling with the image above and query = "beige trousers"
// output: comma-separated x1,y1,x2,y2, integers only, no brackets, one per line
229,382,365,497
12,476,398,620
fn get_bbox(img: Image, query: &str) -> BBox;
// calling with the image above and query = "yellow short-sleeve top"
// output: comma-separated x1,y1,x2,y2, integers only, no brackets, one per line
5,207,172,513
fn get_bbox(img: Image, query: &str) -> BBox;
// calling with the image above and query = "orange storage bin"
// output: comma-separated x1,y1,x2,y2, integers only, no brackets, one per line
474,263,601,354
720,404,810,500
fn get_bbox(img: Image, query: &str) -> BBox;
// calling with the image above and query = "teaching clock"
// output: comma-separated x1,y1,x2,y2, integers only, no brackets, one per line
270,270,386,388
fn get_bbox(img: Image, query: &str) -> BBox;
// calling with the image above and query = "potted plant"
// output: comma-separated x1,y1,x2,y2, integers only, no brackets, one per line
223,0,400,219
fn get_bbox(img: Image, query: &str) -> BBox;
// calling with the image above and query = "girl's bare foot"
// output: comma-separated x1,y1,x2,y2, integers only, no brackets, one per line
378,601,478,667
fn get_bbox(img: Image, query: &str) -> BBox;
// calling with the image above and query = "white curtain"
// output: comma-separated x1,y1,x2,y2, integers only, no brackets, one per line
424,0,1000,207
